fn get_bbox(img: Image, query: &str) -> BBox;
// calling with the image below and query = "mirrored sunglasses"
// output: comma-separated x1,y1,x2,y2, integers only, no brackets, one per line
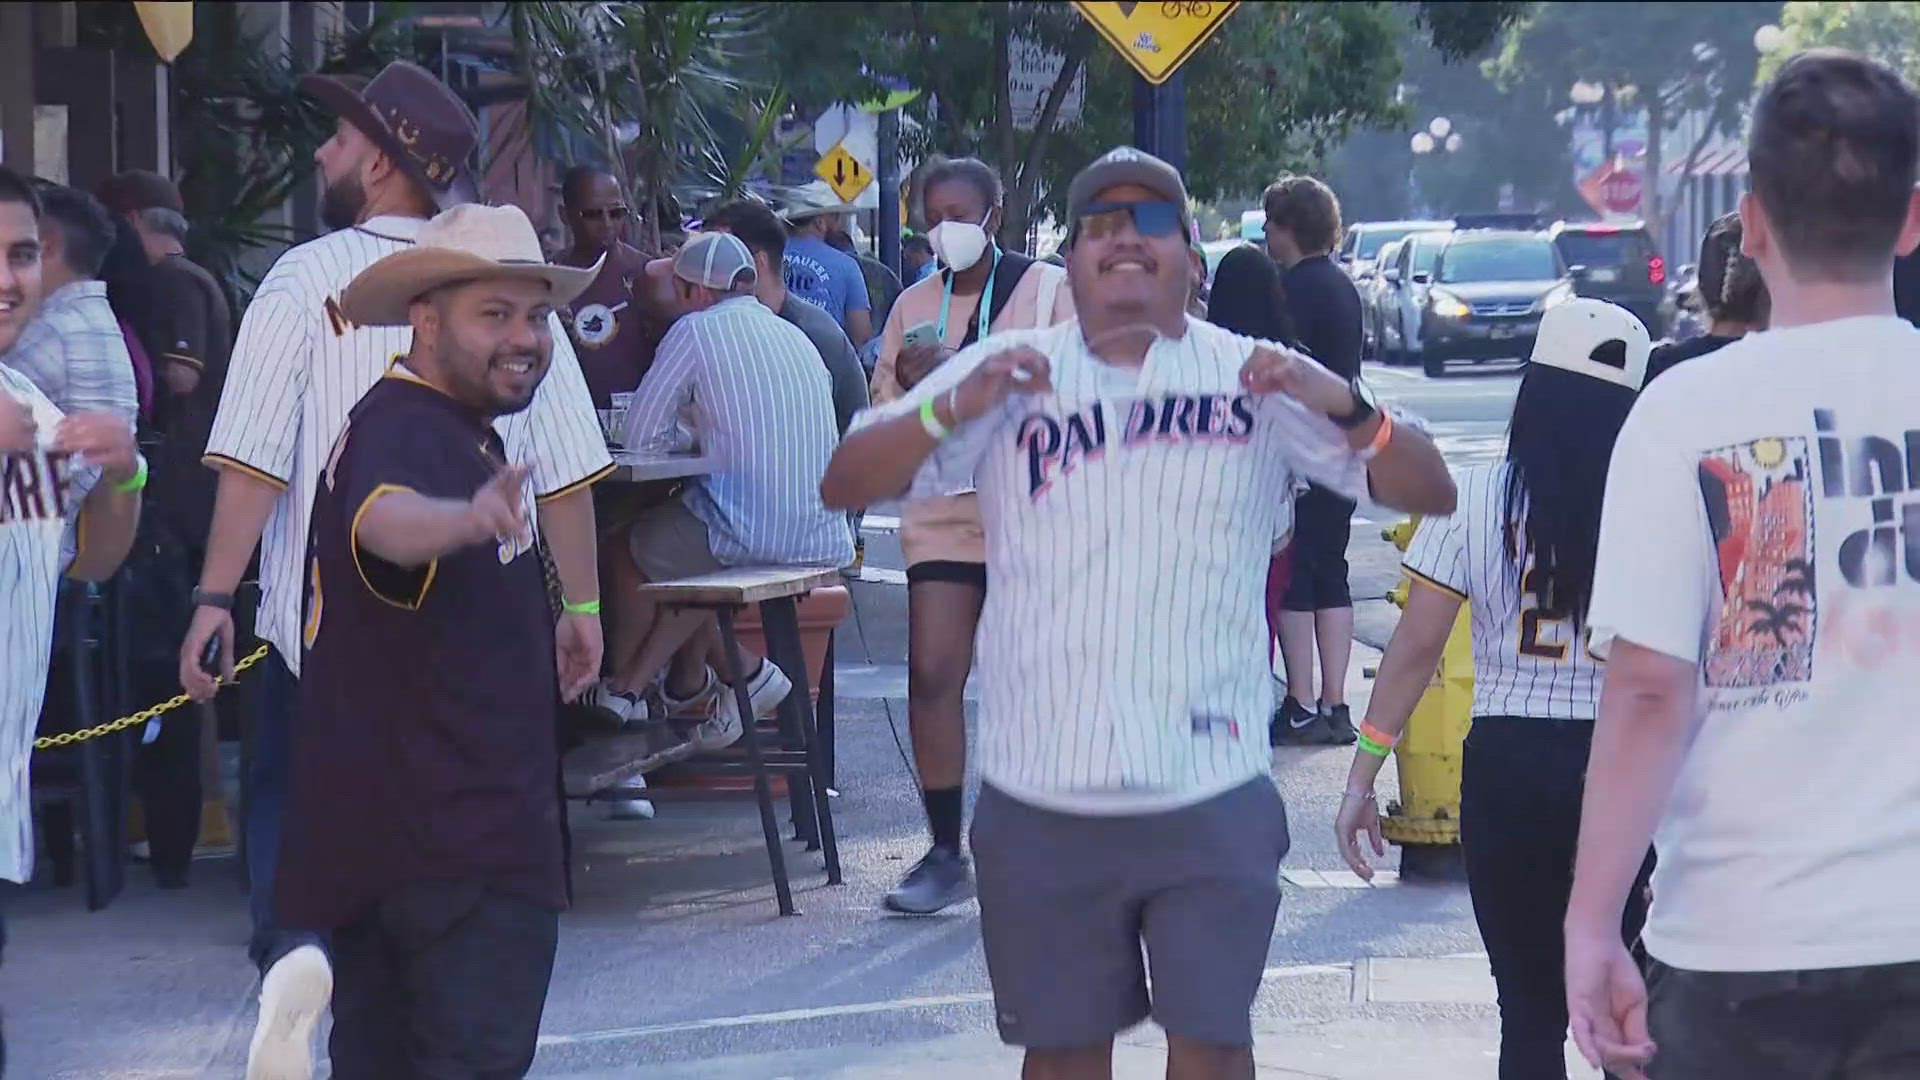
1076,200,1184,241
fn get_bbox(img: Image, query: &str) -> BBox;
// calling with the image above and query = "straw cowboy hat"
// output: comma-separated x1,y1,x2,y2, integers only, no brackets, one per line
301,61,480,209
342,203,602,327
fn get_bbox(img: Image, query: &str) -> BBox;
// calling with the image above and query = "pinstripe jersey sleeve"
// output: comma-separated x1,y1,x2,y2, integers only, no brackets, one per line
521,314,613,500
621,320,696,454
204,270,311,486
851,329,1038,500
1403,481,1471,599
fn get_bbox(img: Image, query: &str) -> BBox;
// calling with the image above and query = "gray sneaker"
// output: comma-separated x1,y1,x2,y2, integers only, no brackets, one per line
883,846,974,915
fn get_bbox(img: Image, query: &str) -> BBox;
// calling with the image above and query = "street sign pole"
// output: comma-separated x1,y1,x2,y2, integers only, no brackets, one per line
1131,70,1186,173
878,108,901,276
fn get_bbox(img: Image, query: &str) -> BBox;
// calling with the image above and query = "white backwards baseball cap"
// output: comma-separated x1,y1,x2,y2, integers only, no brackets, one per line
1528,298,1651,391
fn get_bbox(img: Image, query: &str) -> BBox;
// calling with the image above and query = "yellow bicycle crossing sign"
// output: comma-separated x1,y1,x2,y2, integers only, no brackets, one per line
1072,0,1241,86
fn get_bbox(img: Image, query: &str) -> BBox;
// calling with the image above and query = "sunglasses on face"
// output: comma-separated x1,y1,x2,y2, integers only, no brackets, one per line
1076,200,1184,242
576,205,631,223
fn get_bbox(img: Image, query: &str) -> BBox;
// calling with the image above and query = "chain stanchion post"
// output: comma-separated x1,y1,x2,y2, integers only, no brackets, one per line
34,644,271,751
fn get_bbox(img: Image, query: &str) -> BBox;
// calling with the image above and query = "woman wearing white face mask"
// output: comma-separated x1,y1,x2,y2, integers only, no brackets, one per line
869,158,1073,916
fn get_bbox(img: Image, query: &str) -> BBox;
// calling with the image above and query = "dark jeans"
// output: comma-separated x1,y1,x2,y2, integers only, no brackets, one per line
1460,716,1654,1080
245,648,323,973
329,881,558,1079
1647,958,1920,1078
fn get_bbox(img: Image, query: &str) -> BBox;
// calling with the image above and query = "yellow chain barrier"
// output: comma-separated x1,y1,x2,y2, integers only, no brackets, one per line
33,644,271,750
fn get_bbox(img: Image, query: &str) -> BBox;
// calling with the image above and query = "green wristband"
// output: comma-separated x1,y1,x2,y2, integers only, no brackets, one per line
563,598,602,616
112,454,149,495
919,396,951,440
1356,733,1392,758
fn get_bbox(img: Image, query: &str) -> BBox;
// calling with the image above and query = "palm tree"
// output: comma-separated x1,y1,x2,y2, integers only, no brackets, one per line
509,1,795,250
1775,558,1815,602
1746,599,1809,647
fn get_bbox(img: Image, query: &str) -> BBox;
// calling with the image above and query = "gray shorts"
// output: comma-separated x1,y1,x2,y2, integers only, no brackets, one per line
626,499,723,581
970,776,1290,1049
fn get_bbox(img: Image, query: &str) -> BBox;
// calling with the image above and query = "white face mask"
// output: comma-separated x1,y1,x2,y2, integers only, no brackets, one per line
928,218,993,272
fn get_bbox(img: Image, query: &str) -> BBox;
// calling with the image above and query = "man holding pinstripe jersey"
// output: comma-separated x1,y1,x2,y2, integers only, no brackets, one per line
824,147,1455,1080
173,63,611,1080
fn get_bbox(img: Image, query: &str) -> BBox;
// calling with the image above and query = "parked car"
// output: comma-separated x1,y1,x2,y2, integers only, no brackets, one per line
1372,230,1452,365
1359,238,1405,360
1420,230,1574,377
1338,220,1453,283
1547,220,1668,337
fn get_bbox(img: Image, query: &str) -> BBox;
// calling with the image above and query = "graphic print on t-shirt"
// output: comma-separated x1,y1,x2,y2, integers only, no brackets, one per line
1697,435,1817,688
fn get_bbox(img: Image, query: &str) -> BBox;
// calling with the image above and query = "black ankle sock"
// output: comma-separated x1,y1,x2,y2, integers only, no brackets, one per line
922,786,964,854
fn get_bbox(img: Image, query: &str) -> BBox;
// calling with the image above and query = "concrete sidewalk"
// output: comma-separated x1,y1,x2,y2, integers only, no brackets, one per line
553,1020,1596,1078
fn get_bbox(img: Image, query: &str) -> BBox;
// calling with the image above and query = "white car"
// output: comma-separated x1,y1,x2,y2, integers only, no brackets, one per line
1339,220,1453,284
1373,230,1453,364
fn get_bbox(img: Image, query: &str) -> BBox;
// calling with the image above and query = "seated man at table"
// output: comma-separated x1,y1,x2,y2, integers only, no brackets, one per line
599,232,851,749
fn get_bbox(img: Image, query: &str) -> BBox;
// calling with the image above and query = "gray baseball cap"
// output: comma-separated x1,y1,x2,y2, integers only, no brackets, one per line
666,231,757,290
1065,146,1192,232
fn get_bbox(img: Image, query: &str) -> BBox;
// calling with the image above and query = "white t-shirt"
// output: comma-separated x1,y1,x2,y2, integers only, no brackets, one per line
1589,315,1920,972
860,317,1366,815
204,216,613,674
0,365,83,883
1405,461,1606,720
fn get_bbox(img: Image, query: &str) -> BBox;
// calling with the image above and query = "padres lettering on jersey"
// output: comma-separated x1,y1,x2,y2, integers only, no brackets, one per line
1402,461,1606,720
203,215,612,676
860,318,1368,816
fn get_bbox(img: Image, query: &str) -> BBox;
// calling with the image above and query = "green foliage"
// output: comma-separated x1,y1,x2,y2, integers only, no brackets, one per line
768,1,1521,245
1761,1,1920,85
170,4,420,305
508,1,797,250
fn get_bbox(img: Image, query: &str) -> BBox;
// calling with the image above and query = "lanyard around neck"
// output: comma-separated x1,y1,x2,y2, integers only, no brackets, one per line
936,248,1000,345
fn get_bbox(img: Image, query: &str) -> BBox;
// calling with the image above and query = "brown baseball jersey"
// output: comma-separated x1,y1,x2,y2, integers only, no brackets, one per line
277,368,564,930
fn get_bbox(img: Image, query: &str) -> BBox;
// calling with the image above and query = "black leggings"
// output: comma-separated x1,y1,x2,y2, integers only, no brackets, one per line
1460,716,1654,1080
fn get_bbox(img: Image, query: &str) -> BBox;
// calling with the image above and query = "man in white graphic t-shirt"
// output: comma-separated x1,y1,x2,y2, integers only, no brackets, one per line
823,147,1454,1079
1567,50,1920,1080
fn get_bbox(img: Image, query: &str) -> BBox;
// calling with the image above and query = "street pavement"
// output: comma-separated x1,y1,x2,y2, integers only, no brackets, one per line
0,365,1567,1078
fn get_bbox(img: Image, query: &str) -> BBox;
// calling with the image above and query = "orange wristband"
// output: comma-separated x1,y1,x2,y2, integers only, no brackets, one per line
1363,409,1395,458
1358,719,1399,748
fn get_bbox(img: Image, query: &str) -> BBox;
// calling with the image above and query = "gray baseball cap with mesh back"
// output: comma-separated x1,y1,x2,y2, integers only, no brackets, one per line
1065,146,1192,231
671,232,757,289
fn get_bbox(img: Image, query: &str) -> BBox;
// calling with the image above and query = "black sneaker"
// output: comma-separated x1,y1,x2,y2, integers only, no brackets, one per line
883,846,974,914
1320,702,1358,745
1270,696,1325,745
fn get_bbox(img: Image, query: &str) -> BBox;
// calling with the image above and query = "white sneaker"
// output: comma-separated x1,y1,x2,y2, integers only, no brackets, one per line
587,681,649,726
705,660,793,751
604,775,656,820
247,944,331,1080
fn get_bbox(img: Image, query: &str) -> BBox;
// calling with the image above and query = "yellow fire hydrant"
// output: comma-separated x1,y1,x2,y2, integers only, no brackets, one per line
1379,519,1473,880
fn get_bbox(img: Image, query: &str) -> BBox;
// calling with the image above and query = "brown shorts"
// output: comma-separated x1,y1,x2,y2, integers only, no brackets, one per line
970,777,1290,1049
626,499,723,581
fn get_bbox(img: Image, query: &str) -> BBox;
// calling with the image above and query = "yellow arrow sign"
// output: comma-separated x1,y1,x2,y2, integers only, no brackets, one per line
815,143,873,205
1072,0,1240,86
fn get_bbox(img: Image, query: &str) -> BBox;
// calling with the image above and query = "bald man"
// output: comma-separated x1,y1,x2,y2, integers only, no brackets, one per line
557,167,655,407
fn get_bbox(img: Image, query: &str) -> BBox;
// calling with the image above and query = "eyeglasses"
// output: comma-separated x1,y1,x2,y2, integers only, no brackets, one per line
1076,200,1184,241
575,205,631,223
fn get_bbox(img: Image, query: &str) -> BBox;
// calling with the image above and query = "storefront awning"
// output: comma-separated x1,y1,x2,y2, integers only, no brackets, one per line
134,1,193,64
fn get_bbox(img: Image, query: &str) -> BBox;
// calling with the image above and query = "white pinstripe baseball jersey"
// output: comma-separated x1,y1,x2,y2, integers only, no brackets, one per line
860,317,1367,815
0,365,84,883
204,215,612,675
1402,462,1605,720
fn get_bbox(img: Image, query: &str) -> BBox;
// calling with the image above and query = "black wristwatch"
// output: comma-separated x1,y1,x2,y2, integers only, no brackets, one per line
1329,377,1379,430
191,587,235,612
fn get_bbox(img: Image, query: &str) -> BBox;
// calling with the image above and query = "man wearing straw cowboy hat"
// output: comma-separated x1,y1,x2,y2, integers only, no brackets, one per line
175,61,612,1079
276,202,596,1079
